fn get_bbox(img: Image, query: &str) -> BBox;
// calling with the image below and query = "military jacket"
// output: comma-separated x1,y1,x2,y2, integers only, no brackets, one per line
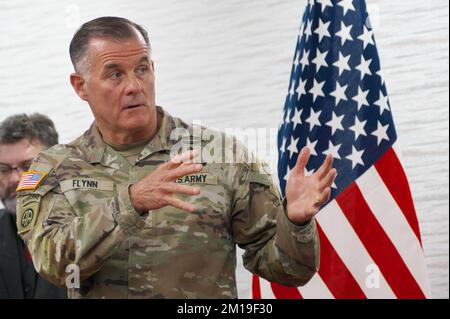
17,106,319,299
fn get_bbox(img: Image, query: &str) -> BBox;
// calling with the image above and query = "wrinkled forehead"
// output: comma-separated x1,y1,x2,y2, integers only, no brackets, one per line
87,34,151,70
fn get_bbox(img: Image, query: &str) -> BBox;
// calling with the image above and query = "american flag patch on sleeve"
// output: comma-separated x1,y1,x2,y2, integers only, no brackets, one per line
16,171,47,191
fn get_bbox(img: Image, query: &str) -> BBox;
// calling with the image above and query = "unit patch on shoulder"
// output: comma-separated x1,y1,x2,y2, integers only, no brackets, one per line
17,198,41,234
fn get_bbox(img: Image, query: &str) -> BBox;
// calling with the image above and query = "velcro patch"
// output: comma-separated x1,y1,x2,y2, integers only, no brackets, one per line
249,171,273,187
16,171,47,191
176,173,218,185
60,179,114,192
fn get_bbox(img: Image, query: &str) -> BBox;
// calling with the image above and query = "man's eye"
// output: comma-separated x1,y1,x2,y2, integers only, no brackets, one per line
110,72,122,79
0,167,10,174
136,66,148,75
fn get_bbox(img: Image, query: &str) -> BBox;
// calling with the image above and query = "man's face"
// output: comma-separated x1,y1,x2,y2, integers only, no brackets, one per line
77,32,156,140
0,139,44,213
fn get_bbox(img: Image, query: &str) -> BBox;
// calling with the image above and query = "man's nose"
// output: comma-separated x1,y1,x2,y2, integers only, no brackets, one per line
9,169,21,185
124,75,142,96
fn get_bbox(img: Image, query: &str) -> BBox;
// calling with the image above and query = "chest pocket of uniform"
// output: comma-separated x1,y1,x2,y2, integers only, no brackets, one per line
60,178,115,215
152,170,232,242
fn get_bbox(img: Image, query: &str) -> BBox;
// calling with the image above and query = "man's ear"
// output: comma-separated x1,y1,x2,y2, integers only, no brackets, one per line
70,73,88,101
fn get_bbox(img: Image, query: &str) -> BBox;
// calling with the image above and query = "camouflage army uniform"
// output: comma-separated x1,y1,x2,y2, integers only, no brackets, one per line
16,106,320,299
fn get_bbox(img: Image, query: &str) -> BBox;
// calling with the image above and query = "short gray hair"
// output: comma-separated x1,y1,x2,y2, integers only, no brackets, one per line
69,16,151,73
0,113,59,148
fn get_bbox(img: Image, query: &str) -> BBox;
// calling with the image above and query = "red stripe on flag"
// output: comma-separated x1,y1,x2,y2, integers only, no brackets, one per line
252,275,262,299
316,223,366,299
374,147,422,246
270,282,302,299
336,182,426,298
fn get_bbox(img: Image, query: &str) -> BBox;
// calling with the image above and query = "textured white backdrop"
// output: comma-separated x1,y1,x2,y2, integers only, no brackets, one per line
0,0,448,298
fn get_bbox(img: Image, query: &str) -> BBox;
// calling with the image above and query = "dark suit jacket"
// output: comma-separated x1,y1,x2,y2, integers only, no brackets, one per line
0,209,67,299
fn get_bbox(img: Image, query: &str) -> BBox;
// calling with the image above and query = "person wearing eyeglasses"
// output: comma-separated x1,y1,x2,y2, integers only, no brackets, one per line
0,113,66,299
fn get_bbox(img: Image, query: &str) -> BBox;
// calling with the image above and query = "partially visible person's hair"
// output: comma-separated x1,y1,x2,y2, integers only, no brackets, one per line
69,16,151,74
0,113,59,148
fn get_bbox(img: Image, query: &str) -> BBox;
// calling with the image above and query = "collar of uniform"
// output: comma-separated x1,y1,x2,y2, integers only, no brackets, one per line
80,106,178,165
80,123,107,164
137,106,178,161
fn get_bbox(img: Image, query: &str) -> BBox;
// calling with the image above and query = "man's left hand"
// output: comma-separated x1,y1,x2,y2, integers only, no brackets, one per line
285,147,337,225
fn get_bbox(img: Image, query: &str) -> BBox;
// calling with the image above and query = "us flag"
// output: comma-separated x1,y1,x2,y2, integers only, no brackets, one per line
252,0,431,298
16,172,46,191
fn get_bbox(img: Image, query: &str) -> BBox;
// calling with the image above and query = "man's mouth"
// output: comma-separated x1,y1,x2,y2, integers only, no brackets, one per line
124,103,145,110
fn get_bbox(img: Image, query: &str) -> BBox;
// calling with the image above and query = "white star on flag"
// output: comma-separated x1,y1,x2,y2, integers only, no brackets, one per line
371,121,390,146
291,107,303,130
316,0,333,13
358,25,375,49
314,18,331,42
326,112,345,135
305,19,313,41
352,86,370,111
333,52,352,76
349,116,368,140
356,56,373,80
293,50,300,69
287,136,299,158
305,108,322,131
283,108,290,124
306,137,318,156
338,0,356,15
336,21,353,46
280,137,287,154
284,165,292,181
299,49,310,71
330,81,349,106
299,22,305,36
323,140,342,160
309,79,326,102
312,48,329,72
374,91,391,115
346,145,365,169
288,80,296,97
296,78,308,97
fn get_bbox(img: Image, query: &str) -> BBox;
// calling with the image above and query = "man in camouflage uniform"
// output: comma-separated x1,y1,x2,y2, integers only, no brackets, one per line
17,17,337,299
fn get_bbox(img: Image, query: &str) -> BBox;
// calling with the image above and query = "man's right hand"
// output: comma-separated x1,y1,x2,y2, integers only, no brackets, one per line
129,150,203,214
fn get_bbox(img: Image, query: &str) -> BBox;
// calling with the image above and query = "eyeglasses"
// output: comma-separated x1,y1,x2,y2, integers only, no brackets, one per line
0,160,33,178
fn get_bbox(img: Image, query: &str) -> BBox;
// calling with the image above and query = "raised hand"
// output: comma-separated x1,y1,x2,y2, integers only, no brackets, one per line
129,150,203,213
285,146,337,225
